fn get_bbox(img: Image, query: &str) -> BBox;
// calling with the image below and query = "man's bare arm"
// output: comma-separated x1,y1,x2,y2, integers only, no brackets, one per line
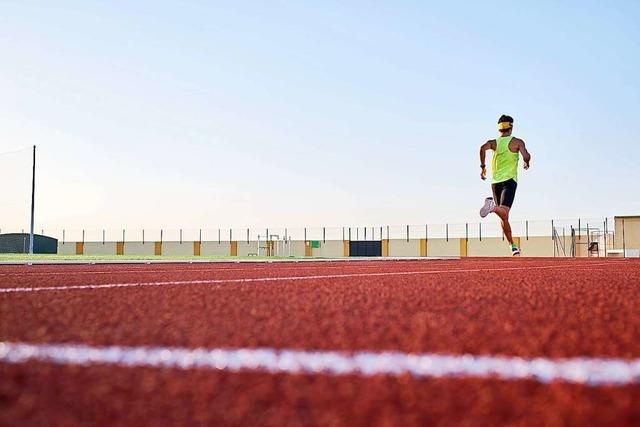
517,139,531,169
479,140,495,180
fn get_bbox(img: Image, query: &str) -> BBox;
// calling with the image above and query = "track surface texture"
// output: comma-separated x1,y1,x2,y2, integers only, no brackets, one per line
1,258,639,426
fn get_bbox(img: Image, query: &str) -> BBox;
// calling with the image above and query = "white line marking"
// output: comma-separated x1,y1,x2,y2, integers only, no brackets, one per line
0,263,617,293
0,259,487,277
0,259,626,277
1,341,638,386
0,262,448,277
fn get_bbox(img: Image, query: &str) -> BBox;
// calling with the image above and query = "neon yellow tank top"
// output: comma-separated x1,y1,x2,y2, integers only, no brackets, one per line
491,136,519,183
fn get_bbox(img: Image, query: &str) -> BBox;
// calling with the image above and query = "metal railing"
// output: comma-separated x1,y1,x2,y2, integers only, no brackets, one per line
1,217,616,245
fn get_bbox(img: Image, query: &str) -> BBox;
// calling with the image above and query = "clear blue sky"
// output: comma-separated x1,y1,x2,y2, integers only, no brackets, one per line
1,1,639,231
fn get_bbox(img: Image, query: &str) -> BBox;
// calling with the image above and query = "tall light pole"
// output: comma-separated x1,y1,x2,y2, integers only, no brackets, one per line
29,145,36,255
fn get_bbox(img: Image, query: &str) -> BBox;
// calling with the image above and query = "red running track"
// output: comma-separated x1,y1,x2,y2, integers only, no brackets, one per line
1,258,640,426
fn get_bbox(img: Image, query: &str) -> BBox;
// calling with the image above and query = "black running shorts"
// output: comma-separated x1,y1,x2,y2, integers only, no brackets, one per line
491,178,517,208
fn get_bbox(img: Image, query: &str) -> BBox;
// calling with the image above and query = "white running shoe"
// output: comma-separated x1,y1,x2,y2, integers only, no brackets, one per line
511,245,521,256
479,197,495,218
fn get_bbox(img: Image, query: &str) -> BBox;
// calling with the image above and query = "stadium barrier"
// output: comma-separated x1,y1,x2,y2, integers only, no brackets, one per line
37,216,640,258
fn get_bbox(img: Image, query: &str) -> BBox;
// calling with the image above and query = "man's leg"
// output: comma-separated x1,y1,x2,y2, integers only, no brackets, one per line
492,205,513,245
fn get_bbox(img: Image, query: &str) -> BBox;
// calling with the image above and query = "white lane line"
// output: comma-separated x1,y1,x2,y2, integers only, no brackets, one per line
0,259,626,277
1,341,639,386
0,262,452,277
0,262,442,277
0,263,617,293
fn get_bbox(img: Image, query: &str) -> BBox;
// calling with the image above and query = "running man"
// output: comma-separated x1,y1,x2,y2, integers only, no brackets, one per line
478,115,531,256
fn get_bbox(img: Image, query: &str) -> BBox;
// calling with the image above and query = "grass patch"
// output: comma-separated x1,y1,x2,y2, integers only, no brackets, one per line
0,254,311,263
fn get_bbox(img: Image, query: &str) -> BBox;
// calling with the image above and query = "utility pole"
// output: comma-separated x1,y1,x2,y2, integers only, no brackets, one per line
29,145,36,255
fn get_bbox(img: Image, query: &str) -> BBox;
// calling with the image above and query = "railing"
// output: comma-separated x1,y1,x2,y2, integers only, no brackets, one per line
0,217,615,244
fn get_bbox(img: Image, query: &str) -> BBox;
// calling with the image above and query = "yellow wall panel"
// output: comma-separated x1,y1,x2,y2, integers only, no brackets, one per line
459,239,468,257
420,239,428,257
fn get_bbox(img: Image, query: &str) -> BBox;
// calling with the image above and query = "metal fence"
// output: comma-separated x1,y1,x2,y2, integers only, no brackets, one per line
1,217,616,244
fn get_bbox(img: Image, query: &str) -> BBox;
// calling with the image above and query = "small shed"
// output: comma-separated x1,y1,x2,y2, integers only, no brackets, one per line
0,233,58,254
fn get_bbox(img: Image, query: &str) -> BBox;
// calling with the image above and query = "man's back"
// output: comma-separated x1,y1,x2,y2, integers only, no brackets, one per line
491,136,521,183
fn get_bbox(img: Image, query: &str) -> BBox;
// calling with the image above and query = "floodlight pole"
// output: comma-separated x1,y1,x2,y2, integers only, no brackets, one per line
28,145,36,255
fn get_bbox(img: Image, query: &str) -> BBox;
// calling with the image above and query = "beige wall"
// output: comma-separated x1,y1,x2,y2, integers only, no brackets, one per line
57,242,76,255
82,242,118,255
312,240,345,258
520,236,555,257
53,233,597,258
388,239,420,257
288,241,306,257
201,242,231,256
237,241,259,256
615,216,640,250
467,236,557,257
467,238,512,257
162,242,194,256
427,238,461,257
123,242,156,256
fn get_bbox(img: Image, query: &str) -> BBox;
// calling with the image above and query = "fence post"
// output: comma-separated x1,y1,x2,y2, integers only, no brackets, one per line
364,227,367,240
142,229,145,245
465,223,468,242
218,229,220,244
323,227,326,243
199,229,202,244
349,227,352,241
82,230,85,244
406,225,409,242
304,227,307,242
571,226,575,257
578,218,581,243
386,225,389,240
623,218,626,258
103,229,106,245
551,220,554,240
161,229,163,244
179,229,182,244
526,220,529,240
446,224,449,242
586,223,590,251
604,219,608,256
342,227,345,241
63,229,65,244
229,229,232,242
610,219,615,247
247,228,250,244
479,222,482,241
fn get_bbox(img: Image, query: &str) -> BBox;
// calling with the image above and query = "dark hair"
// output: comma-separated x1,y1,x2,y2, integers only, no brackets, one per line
498,115,514,124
